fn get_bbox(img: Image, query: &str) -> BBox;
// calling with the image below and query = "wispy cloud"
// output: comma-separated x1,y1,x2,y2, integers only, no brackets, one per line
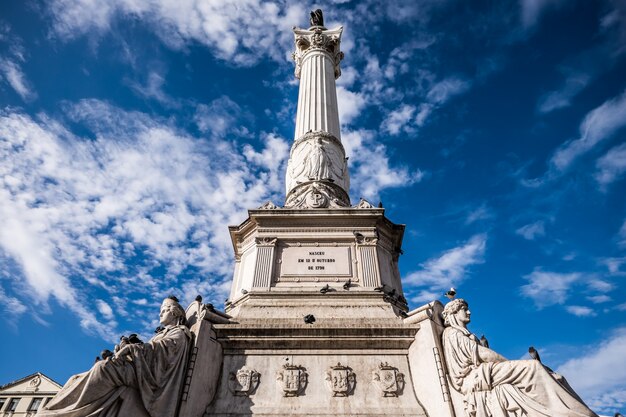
336,86,367,126
127,70,176,107
521,270,581,308
405,234,487,303
0,25,36,101
557,327,626,415
595,142,626,188
537,71,590,113
521,270,614,310
550,89,626,173
515,220,545,240
565,305,596,317
0,101,288,340
46,0,306,66
342,128,424,200
382,104,416,135
465,203,494,225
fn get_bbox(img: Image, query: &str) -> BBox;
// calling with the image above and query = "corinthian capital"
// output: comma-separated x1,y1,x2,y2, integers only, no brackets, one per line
292,26,344,79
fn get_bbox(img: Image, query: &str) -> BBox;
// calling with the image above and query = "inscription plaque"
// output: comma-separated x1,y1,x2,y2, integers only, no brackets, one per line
280,247,351,277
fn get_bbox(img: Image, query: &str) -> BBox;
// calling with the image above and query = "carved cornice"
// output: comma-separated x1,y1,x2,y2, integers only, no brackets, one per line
292,26,344,79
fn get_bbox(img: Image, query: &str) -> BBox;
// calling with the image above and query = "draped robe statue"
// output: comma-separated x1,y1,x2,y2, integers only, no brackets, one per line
37,297,191,417
441,299,598,417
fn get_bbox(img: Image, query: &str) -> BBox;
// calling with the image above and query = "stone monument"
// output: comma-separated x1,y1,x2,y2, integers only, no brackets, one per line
39,10,598,417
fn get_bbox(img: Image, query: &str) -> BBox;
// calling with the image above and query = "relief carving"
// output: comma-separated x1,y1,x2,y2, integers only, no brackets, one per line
325,363,356,397
286,132,349,194
372,362,404,397
228,368,260,396
284,181,350,209
276,364,308,397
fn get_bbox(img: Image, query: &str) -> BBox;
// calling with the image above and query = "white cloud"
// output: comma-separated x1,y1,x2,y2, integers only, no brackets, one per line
587,295,611,304
342,128,424,200
0,26,36,102
382,104,416,135
414,77,471,128
96,299,114,319
521,270,581,308
194,96,252,138
565,305,596,317
46,0,306,66
127,70,175,106
426,77,471,104
557,327,626,414
620,220,626,248
0,287,28,318
0,100,289,340
551,89,626,172
538,72,590,113
405,234,487,303
601,257,626,275
595,142,626,187
0,59,36,101
587,279,614,293
336,86,367,126
243,132,290,193
521,270,613,309
465,204,493,225
515,220,545,240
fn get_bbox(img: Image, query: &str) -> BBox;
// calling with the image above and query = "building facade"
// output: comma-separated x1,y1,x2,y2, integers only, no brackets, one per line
0,373,60,417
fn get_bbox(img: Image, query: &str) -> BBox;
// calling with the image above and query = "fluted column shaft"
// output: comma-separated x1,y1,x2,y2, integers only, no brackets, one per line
294,49,341,140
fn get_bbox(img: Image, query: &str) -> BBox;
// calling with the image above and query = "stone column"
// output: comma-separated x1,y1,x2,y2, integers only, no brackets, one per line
285,23,350,209
293,27,342,140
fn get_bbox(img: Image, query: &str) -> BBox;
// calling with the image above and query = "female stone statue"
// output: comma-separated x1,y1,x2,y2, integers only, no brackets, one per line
37,296,191,417
441,299,598,417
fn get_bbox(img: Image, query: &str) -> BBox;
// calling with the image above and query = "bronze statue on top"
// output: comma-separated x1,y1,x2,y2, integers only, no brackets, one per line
310,9,323,27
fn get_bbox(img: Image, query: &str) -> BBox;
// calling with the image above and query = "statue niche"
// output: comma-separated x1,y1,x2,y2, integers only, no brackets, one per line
37,296,191,417
441,299,598,417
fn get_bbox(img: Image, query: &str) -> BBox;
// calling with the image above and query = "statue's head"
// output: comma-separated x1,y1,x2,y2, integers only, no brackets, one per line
160,296,186,326
442,298,470,327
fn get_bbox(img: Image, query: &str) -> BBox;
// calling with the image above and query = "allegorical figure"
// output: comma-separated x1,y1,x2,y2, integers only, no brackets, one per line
441,299,598,417
37,296,191,417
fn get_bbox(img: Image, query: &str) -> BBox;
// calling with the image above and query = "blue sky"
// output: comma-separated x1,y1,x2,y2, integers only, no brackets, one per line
0,0,625,414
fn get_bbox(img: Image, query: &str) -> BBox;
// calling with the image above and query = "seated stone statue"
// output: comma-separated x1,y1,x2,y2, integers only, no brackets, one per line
441,299,598,417
37,296,191,417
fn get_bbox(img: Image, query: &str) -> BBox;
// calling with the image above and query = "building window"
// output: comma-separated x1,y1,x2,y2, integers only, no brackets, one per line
28,397,43,412
0,398,6,411
7,398,20,411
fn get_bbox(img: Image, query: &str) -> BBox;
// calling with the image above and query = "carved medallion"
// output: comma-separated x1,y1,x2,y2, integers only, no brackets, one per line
29,375,41,389
306,191,328,208
325,363,356,397
372,362,404,397
276,364,307,397
228,368,260,396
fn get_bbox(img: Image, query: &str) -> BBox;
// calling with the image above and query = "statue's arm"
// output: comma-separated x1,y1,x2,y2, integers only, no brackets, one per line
477,344,507,363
